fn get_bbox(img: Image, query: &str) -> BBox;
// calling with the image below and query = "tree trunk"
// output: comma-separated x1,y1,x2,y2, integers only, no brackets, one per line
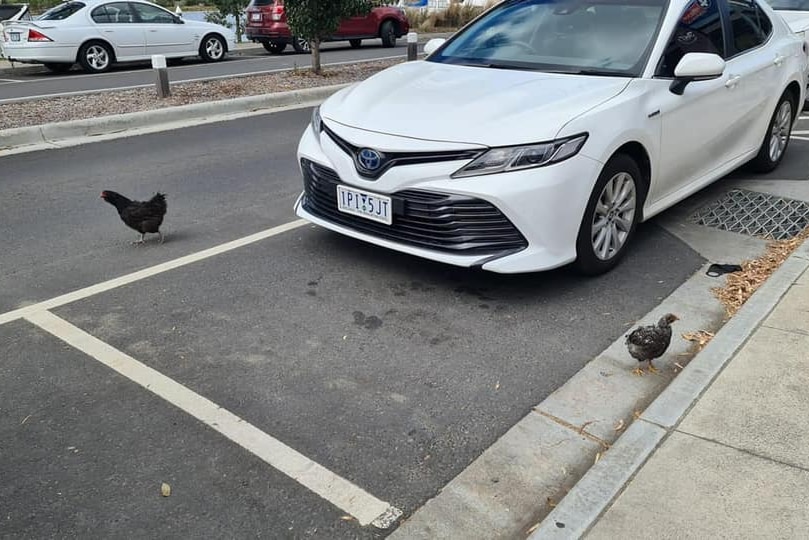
311,40,322,75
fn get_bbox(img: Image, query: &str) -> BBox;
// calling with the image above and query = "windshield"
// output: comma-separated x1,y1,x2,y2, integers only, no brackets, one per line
429,0,668,76
764,0,809,10
38,1,85,20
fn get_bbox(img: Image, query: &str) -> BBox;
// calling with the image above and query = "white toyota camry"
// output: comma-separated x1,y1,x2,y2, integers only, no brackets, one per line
1,0,236,73
295,0,807,275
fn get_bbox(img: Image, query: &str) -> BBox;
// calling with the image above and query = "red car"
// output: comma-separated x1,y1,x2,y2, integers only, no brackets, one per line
245,0,410,54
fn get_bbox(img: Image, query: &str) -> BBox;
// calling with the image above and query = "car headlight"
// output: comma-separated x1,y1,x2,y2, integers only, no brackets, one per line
311,105,323,136
451,133,588,178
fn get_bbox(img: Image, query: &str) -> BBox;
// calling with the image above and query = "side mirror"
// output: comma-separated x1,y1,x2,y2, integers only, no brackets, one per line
174,16,184,24
670,52,725,95
423,38,446,56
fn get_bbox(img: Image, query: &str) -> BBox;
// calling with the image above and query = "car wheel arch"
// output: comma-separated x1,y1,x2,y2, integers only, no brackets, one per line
202,32,229,53
379,17,399,36
610,141,651,222
76,39,116,65
784,80,801,118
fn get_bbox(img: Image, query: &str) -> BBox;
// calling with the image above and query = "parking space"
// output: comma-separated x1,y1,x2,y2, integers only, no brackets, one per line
1,207,703,536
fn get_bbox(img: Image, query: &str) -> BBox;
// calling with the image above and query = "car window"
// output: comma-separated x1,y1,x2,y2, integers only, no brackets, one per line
38,1,85,20
130,2,177,23
728,0,772,54
657,0,725,78
248,0,276,6
428,0,667,77
92,2,134,23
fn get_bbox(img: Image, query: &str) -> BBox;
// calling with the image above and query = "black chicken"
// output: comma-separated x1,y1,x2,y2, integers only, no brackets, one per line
625,313,679,375
101,190,167,244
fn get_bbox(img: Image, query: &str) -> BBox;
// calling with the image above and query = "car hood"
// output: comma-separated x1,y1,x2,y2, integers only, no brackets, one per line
321,61,631,147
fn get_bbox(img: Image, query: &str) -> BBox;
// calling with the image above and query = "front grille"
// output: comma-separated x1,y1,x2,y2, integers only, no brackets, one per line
300,159,528,255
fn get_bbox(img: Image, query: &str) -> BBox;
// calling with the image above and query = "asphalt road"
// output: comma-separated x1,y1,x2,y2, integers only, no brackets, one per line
0,40,411,103
0,108,712,537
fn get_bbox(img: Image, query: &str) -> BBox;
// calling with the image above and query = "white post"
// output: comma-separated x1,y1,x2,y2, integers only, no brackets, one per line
151,54,170,98
407,32,418,61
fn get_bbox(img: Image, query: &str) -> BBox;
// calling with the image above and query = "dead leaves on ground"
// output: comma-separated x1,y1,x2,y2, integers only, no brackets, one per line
713,228,809,318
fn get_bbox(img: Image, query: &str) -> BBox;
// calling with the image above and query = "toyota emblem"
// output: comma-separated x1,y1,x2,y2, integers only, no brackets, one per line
357,148,383,172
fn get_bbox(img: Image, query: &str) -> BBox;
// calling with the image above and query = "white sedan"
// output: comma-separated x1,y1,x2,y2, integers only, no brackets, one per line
0,0,236,73
295,0,807,275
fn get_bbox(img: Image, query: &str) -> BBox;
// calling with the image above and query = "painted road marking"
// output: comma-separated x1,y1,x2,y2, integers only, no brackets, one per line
791,135,809,142
791,130,809,135
25,310,401,528
0,78,22,83
0,219,307,326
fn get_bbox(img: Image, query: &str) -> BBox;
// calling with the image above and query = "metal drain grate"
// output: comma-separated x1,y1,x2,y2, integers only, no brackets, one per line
690,189,809,240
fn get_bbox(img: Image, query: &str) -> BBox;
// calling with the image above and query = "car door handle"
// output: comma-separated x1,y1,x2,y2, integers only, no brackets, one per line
725,75,741,88
774,54,785,66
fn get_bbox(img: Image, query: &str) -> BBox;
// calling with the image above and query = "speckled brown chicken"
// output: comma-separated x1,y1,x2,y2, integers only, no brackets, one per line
625,313,679,375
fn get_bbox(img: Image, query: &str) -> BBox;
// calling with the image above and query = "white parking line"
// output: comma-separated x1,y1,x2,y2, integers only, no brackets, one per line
26,310,401,528
0,219,307,326
792,130,809,135
0,78,22,83
791,135,809,142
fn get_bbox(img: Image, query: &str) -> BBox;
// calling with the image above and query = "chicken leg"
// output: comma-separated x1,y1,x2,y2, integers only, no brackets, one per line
647,360,659,374
132,233,146,245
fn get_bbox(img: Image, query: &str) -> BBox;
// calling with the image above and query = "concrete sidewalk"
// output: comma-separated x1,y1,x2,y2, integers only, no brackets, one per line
532,241,809,539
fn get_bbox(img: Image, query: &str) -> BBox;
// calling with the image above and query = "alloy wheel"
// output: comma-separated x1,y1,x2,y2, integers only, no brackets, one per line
86,45,109,71
769,100,792,163
205,37,224,60
591,171,637,261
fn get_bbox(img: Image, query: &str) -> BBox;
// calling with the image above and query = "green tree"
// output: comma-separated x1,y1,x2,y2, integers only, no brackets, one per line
208,0,247,43
284,0,373,74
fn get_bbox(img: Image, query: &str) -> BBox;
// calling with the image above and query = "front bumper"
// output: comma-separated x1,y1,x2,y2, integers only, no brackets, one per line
295,123,603,274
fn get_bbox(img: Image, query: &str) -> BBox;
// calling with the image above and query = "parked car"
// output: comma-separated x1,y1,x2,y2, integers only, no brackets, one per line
0,0,236,73
245,0,410,54
766,0,809,105
295,0,807,276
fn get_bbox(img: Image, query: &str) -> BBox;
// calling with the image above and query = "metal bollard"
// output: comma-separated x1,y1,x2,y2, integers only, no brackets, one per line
407,32,418,61
152,54,170,98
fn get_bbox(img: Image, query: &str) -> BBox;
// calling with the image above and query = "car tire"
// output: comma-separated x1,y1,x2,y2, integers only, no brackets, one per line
573,154,642,276
292,37,311,54
77,41,113,73
263,41,286,54
380,20,396,48
43,62,73,73
349,39,362,49
749,90,796,173
200,34,226,62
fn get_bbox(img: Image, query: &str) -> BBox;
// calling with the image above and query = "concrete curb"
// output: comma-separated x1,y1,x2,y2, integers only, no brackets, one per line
0,83,350,154
528,239,809,539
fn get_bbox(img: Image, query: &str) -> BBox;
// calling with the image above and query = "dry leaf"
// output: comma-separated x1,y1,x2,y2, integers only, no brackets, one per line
340,515,354,522
526,522,541,534
20,415,31,425
613,419,625,432
161,483,171,497
633,410,642,420
546,496,557,508
594,452,602,464
713,227,809,318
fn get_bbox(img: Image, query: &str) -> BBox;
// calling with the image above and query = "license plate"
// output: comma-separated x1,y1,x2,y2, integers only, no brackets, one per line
10,32,20,42
336,184,392,225
250,13,261,21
